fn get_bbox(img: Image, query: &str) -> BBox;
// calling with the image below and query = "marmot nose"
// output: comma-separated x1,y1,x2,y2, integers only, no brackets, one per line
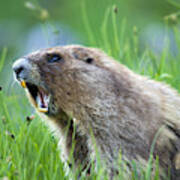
13,66,24,78
12,58,29,79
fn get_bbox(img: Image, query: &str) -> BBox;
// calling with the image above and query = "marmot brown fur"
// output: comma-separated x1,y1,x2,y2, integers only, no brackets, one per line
13,45,180,179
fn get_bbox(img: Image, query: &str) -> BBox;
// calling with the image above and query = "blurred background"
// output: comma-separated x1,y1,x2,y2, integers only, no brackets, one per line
0,0,179,91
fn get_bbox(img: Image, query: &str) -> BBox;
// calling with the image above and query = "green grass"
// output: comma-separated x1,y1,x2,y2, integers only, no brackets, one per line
1,4,180,180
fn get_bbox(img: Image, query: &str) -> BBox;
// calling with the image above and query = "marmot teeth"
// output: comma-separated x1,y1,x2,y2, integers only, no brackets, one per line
20,80,26,88
37,107,48,113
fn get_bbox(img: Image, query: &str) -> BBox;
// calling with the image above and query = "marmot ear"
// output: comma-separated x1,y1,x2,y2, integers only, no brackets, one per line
85,58,94,64
72,48,94,64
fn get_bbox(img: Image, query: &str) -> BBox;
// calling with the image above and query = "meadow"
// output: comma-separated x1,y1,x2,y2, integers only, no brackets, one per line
0,1,180,180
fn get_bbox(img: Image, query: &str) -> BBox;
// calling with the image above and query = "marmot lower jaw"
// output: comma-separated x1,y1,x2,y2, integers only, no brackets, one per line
20,80,50,113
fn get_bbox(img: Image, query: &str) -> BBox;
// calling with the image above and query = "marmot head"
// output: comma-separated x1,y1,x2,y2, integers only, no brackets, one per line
12,45,117,117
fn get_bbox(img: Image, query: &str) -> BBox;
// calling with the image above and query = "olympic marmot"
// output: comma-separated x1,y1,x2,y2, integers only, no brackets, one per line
13,45,180,179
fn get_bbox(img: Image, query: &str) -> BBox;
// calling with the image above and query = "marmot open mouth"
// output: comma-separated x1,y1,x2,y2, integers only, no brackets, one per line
20,80,50,113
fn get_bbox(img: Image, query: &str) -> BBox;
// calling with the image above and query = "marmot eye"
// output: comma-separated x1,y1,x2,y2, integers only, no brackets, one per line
47,54,63,63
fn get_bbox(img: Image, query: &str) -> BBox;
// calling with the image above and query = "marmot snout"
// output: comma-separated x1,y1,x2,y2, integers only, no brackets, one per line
13,45,180,179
